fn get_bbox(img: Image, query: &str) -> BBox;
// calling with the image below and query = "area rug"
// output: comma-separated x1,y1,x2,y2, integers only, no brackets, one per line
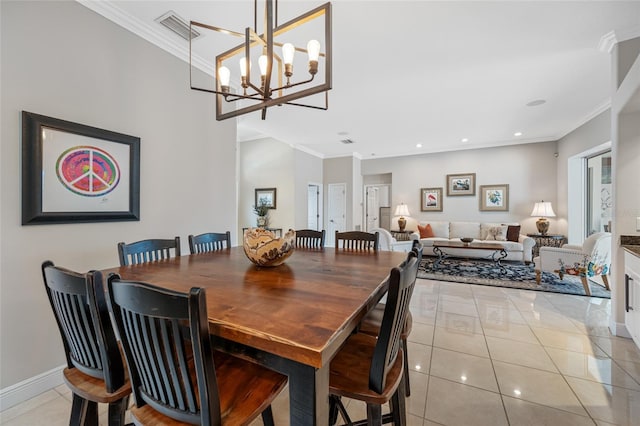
418,257,610,298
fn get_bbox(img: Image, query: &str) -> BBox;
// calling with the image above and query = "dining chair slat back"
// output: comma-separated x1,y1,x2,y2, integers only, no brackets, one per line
371,252,419,393
295,229,326,249
328,252,420,425
41,261,130,425
359,242,422,397
335,231,379,252
117,237,181,266
188,231,231,254
105,276,287,426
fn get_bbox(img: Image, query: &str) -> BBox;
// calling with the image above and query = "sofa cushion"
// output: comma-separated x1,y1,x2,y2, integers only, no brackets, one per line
419,221,449,238
485,225,508,241
450,222,481,239
505,225,521,242
418,223,434,238
480,223,506,240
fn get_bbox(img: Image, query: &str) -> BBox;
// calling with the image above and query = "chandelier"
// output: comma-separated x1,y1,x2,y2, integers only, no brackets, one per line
189,0,332,121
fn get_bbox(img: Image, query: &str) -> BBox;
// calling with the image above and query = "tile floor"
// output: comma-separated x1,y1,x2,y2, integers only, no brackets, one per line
2,278,640,425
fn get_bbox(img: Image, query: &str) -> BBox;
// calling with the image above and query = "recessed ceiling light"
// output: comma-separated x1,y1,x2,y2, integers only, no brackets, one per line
461,138,469,143
416,143,422,148
514,132,523,137
526,99,546,107
337,131,349,136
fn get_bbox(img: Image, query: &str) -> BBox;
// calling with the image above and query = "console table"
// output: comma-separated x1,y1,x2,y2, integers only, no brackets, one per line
242,227,283,237
390,230,412,241
527,233,566,257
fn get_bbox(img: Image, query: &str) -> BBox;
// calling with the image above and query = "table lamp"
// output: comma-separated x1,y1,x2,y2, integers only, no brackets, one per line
394,203,411,232
531,201,555,235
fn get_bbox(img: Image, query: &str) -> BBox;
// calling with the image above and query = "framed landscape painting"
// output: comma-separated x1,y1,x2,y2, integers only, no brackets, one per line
255,188,277,209
446,173,476,196
421,187,443,211
479,184,509,211
21,111,141,225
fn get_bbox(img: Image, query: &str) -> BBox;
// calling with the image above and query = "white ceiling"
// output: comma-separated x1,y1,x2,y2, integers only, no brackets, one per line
80,0,640,159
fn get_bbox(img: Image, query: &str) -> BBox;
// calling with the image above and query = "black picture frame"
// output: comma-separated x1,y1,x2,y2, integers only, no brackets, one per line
22,111,141,225
255,188,277,209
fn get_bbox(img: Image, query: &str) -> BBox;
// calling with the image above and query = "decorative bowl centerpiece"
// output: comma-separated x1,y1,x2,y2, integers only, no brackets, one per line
243,228,296,267
460,237,474,244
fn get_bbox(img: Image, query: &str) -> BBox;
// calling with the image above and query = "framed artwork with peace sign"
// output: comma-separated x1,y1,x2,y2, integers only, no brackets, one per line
21,111,140,225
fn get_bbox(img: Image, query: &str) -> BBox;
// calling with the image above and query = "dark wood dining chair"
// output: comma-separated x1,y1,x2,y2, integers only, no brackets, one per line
359,240,423,397
335,230,379,252
329,251,419,425
41,261,131,426
105,274,288,426
188,231,231,254
117,237,181,266
295,229,326,249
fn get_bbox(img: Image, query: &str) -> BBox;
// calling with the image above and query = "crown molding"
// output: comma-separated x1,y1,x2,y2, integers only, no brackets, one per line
76,0,213,76
599,26,640,53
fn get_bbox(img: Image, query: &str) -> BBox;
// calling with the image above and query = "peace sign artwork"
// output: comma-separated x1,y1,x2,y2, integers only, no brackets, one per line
22,111,140,225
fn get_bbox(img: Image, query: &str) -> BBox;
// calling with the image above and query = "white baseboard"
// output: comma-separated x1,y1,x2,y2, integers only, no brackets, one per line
0,365,65,411
611,321,632,338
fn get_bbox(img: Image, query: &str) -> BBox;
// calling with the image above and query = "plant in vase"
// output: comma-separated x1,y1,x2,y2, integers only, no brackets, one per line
253,201,270,228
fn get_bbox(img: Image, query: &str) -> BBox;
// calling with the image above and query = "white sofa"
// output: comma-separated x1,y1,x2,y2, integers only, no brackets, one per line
410,221,535,263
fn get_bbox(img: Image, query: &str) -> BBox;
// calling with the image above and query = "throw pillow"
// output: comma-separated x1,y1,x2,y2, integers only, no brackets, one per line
505,225,521,242
485,225,507,241
418,223,434,238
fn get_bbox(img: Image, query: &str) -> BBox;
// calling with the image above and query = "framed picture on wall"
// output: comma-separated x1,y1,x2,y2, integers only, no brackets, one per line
420,187,443,211
446,173,476,196
479,184,509,211
255,188,277,209
21,111,141,225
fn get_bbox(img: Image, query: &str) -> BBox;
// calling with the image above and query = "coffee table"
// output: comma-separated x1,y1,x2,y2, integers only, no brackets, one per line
432,241,508,273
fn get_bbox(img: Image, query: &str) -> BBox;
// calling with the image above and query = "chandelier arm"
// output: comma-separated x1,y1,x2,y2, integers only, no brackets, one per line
190,85,265,102
282,91,329,110
270,74,315,92
282,102,328,111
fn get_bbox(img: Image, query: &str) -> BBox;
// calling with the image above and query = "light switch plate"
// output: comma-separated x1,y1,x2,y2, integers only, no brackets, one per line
637,217,640,232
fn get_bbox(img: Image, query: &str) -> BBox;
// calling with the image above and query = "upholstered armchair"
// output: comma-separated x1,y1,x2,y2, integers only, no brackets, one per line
533,232,611,296
370,228,397,251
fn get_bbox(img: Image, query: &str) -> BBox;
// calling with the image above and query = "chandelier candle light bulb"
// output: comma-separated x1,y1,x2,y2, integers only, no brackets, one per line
218,66,230,93
307,39,321,75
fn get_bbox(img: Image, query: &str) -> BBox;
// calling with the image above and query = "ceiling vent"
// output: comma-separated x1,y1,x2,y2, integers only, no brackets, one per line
340,139,355,144
155,11,201,41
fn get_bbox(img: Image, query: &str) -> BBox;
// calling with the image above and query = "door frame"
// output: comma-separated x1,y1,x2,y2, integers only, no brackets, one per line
307,182,323,231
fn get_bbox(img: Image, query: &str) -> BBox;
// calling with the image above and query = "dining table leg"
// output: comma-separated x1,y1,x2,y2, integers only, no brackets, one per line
211,336,330,425
287,362,330,425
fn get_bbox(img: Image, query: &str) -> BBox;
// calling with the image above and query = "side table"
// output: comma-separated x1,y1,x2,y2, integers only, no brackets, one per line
527,233,566,257
390,230,412,241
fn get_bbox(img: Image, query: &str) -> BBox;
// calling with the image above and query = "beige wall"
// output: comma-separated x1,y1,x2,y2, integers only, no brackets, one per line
1,1,237,389
361,142,558,233
238,138,295,238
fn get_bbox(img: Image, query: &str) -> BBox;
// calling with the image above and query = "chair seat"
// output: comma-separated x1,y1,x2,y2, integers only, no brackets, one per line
130,350,287,426
359,303,412,338
63,368,131,404
330,333,403,405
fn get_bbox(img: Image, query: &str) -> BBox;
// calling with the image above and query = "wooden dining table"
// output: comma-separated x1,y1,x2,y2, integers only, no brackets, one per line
102,246,407,425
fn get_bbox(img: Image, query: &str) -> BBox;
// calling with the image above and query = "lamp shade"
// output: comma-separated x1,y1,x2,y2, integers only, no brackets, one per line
394,204,411,217
531,201,555,218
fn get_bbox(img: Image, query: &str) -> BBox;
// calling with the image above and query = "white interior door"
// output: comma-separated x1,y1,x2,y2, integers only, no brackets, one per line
327,183,346,246
307,184,320,230
365,186,380,231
